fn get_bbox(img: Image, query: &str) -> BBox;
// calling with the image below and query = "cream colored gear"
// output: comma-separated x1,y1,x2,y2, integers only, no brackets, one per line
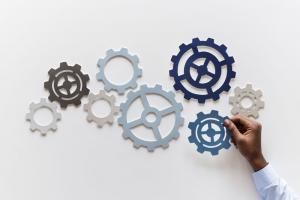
26,98,62,136
84,90,119,128
229,84,264,118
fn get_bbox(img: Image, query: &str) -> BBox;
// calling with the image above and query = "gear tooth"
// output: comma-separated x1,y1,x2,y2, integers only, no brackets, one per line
41,98,46,103
188,122,195,130
212,93,220,101
228,57,235,64
192,38,200,45
180,117,184,126
44,81,51,89
197,146,205,153
162,144,169,149
220,44,227,51
256,90,263,97
230,70,236,78
117,87,125,95
197,98,205,104
169,69,175,77
140,84,148,90
196,112,205,118
97,59,105,67
106,49,114,55
155,85,162,90
29,103,36,110
87,115,93,122
104,85,112,91
48,68,56,75
97,123,104,128
234,87,242,93
229,97,235,104
133,55,139,63
127,91,135,99
73,100,81,106
133,142,142,149
83,104,89,111
210,149,219,156
60,102,68,109
168,91,175,98
206,38,214,43
171,55,177,63
183,94,191,100
147,146,155,152
57,113,62,120
130,82,138,89
179,43,186,50
223,141,231,149
84,74,90,81
210,110,219,117
137,68,142,76
246,84,252,90
118,117,124,125
60,62,68,68
25,113,31,121
173,83,180,91
51,125,58,131
258,101,265,108
120,48,128,54
224,85,231,92
122,132,130,139
73,64,81,71
30,124,36,131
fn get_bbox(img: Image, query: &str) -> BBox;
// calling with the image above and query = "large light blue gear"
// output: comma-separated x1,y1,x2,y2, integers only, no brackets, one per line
169,38,236,103
188,110,231,155
97,48,142,94
118,84,184,152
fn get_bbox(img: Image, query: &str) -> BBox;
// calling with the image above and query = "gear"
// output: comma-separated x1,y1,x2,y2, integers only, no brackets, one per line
83,90,119,128
229,84,264,118
97,48,142,94
26,98,62,136
118,84,184,152
188,110,231,155
169,38,236,103
44,62,90,108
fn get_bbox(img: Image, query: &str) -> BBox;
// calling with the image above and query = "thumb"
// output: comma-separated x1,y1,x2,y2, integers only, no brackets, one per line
224,119,242,141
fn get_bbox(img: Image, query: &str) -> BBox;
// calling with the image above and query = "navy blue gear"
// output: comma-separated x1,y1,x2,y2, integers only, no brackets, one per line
188,110,231,155
169,38,236,103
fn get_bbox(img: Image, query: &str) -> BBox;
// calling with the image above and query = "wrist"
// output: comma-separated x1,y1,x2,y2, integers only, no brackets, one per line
247,154,268,172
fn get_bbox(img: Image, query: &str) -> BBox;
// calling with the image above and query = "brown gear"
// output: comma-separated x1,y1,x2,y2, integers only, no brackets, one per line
44,62,90,108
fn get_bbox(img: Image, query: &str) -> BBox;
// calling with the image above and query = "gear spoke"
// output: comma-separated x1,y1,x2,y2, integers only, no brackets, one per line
140,94,150,109
203,58,210,67
127,118,143,128
191,63,200,69
160,106,176,116
152,126,162,140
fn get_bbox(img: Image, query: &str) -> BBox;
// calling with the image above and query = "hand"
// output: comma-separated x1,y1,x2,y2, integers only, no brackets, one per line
223,115,268,171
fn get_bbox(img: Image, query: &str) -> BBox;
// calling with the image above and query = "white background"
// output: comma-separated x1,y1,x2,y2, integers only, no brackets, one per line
0,0,300,199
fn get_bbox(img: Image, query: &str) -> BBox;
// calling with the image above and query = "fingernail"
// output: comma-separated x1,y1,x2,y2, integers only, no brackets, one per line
223,119,229,126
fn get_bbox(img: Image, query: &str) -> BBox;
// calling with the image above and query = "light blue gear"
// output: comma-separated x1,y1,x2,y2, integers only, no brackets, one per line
97,48,142,94
188,110,231,155
118,84,184,152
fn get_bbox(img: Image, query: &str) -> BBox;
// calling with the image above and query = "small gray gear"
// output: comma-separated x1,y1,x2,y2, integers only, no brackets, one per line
118,84,184,152
229,84,265,118
97,48,142,94
83,90,119,128
26,98,62,136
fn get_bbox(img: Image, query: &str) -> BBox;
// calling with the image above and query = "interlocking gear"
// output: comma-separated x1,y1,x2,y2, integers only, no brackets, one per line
83,90,119,128
97,48,142,94
44,62,90,108
169,38,236,103
26,98,62,136
188,110,231,155
118,84,184,152
229,84,264,118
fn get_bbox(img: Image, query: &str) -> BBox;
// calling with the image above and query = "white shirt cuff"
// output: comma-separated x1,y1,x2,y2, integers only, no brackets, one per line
252,164,280,192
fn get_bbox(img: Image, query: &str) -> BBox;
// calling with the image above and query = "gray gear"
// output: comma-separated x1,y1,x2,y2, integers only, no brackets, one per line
26,98,62,136
97,48,142,94
229,84,264,118
118,84,184,152
83,90,119,128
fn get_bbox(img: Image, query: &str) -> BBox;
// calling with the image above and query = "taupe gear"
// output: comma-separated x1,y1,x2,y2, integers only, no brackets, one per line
229,84,264,118
26,98,62,136
83,91,119,128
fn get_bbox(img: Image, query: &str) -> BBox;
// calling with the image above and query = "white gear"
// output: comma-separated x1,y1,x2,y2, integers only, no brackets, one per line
26,98,61,136
84,90,119,128
229,84,264,118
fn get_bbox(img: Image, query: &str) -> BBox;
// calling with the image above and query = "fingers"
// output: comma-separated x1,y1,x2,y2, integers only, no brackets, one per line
224,119,242,141
230,115,253,128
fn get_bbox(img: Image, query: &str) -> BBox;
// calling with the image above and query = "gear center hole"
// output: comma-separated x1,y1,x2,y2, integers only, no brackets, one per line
104,57,134,85
33,107,54,126
241,96,253,109
145,112,157,123
91,99,111,118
